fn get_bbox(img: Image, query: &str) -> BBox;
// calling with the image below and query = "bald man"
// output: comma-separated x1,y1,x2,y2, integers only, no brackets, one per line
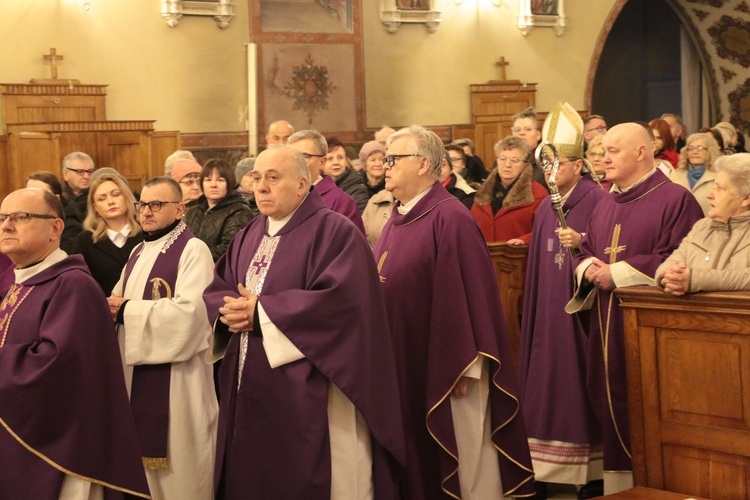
565,123,702,494
0,188,149,498
265,120,295,145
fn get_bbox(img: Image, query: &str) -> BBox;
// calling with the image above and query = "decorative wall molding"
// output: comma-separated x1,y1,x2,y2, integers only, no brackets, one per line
517,0,566,36
380,0,442,34
160,0,234,29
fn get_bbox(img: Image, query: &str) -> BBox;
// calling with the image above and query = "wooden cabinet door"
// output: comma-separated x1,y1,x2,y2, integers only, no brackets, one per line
7,132,60,194
97,131,151,193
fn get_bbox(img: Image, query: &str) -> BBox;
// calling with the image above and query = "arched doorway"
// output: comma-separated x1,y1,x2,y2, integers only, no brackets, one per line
586,0,712,132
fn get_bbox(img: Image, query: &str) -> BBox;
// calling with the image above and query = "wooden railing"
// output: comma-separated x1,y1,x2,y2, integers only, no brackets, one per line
618,286,750,499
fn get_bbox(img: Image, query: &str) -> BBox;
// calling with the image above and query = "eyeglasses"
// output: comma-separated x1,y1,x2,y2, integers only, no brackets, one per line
586,126,607,133
0,212,57,224
511,126,536,133
66,167,96,176
687,145,707,152
134,201,180,213
179,178,200,186
382,154,422,167
587,151,605,159
449,157,464,164
301,152,326,160
497,156,524,165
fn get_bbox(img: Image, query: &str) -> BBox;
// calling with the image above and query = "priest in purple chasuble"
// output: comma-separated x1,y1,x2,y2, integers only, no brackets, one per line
0,188,150,499
374,125,535,499
202,145,405,499
288,129,366,234
518,102,608,495
565,123,703,494
0,252,15,296
108,177,218,500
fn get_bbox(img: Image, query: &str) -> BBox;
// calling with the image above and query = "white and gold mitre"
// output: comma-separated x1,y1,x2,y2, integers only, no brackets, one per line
541,102,584,159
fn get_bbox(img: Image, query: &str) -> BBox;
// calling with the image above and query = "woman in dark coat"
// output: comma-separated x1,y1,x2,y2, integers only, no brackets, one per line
184,158,255,262
72,170,143,294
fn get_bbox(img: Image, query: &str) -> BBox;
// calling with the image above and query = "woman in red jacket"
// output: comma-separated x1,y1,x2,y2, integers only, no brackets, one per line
471,135,548,244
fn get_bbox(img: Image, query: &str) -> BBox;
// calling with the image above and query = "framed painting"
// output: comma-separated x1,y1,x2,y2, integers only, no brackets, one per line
379,0,442,33
517,0,566,36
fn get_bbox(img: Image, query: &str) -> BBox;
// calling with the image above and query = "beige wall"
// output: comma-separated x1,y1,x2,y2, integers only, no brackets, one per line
0,0,619,135
0,0,250,133
362,0,618,127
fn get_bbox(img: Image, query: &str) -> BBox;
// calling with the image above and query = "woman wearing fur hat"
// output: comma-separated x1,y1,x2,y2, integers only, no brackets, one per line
470,136,548,244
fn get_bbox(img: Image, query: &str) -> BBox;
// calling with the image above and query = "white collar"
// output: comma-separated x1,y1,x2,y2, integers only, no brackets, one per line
397,185,432,215
15,248,68,283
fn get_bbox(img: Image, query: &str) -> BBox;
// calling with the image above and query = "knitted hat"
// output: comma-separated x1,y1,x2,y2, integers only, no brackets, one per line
235,157,256,181
90,167,129,186
358,141,387,166
541,102,585,159
170,159,202,182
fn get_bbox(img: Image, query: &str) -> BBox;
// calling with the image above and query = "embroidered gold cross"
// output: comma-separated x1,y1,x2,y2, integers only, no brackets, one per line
604,223,626,264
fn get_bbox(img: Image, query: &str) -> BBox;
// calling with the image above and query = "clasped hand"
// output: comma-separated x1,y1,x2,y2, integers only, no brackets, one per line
584,258,614,291
219,284,258,333
659,263,690,296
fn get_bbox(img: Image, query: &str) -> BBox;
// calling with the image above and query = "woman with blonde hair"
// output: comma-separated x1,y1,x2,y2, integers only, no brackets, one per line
73,170,143,293
672,132,722,215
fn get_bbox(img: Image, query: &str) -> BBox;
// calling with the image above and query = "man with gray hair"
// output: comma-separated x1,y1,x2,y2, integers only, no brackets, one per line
203,145,405,498
288,129,365,233
61,151,96,217
374,125,534,499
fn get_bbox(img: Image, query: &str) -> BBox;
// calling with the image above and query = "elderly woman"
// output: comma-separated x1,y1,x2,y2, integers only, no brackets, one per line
359,140,387,198
26,171,84,254
170,158,203,207
184,158,254,261
471,136,548,244
650,118,679,168
325,137,368,212
72,170,143,294
235,157,260,217
585,135,612,191
672,132,722,215
440,151,475,209
656,153,750,294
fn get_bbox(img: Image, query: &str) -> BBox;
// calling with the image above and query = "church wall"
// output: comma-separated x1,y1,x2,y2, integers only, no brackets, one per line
362,0,618,127
0,0,250,134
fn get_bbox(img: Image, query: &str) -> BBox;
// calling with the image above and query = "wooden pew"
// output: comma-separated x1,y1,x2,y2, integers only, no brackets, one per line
617,286,750,499
487,242,527,367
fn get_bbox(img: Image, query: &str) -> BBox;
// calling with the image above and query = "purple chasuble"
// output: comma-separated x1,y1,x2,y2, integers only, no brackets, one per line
374,182,535,499
571,170,702,471
518,175,607,472
315,175,366,234
0,256,150,498
203,189,405,499
122,221,193,469
0,253,14,297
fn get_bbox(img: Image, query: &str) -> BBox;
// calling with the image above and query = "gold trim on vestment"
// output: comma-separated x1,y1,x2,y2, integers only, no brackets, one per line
622,261,656,283
396,198,455,227
0,285,34,349
425,352,534,498
0,416,151,499
142,456,168,470
614,181,668,205
600,283,633,460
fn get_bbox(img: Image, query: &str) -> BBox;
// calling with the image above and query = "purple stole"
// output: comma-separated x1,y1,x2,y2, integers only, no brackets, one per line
121,221,193,470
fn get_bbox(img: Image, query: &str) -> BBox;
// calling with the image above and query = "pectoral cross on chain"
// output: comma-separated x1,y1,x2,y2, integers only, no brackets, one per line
554,248,565,270
604,223,626,264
